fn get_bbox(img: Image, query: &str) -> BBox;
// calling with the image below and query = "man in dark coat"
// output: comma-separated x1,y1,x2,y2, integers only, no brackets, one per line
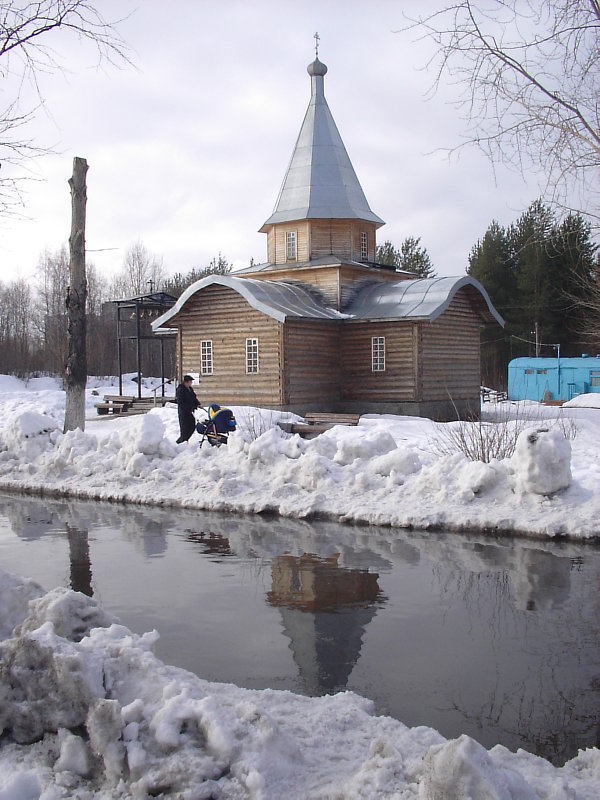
175,375,200,443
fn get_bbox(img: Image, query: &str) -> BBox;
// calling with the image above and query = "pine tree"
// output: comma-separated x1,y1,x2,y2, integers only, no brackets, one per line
162,254,232,298
467,200,598,386
376,237,436,277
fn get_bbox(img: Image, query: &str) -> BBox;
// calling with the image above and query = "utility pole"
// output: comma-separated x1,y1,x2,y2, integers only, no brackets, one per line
535,321,540,357
64,157,89,433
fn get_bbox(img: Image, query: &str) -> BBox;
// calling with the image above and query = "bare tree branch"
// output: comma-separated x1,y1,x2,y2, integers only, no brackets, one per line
0,0,131,216
401,1,600,219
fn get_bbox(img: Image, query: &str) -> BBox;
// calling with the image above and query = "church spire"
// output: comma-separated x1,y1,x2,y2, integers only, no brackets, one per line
261,48,384,231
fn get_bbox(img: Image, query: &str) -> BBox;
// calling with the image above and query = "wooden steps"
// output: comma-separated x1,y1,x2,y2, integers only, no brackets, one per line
278,412,360,438
95,394,175,415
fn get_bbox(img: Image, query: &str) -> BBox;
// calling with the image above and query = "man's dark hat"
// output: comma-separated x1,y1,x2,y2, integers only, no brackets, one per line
183,375,194,382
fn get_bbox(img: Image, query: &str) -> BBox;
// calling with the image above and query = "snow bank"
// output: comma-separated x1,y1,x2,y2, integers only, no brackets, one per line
564,392,600,409
0,376,596,538
1,567,600,799
1,412,60,461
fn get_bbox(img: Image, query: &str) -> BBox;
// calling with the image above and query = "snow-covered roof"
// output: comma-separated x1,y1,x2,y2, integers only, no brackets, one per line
260,58,384,230
152,274,347,329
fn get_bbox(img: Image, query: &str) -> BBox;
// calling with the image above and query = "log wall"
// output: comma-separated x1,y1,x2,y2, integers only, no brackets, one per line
340,321,418,401
420,292,482,404
165,282,484,416
283,320,341,405
267,221,311,265
266,219,377,264
172,285,283,407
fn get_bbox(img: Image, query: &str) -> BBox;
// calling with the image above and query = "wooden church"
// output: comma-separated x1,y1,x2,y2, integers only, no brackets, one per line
153,54,503,420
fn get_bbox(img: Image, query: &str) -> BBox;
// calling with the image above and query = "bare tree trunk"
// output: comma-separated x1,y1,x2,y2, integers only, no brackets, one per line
64,157,88,433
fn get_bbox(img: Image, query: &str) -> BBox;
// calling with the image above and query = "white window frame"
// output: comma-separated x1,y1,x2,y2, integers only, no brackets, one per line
286,230,297,260
246,337,259,374
200,340,213,375
360,231,368,260
372,336,385,372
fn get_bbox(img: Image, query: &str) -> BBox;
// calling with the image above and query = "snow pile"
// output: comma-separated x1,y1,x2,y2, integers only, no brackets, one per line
510,427,572,495
564,392,600,409
1,568,600,799
0,374,596,537
1,411,60,460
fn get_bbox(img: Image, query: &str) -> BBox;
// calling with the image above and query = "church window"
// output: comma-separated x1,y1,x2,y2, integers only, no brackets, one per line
361,231,368,260
372,336,385,372
286,231,297,260
200,340,213,375
246,338,259,373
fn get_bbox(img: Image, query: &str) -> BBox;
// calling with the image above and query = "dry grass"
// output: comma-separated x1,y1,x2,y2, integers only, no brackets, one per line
430,402,577,463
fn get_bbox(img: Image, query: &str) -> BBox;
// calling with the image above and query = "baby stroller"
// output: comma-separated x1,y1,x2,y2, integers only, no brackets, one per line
196,403,237,447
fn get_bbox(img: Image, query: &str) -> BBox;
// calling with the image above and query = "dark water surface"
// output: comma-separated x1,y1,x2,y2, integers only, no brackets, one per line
0,492,598,766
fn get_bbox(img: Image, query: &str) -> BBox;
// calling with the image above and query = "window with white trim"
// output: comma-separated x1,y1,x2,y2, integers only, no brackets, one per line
360,231,368,260
286,231,296,260
246,338,259,373
200,340,213,375
372,336,385,372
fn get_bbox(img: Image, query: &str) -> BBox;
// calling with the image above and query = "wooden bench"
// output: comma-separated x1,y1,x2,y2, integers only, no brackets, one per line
95,395,135,415
304,413,360,426
279,412,361,438
95,402,129,415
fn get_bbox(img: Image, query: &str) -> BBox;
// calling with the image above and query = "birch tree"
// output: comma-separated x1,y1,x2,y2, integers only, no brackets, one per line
404,1,600,215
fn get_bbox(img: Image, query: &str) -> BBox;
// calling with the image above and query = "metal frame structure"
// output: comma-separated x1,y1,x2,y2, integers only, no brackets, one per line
112,291,177,398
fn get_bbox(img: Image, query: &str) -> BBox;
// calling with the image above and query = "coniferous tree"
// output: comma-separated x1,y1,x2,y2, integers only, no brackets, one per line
376,237,436,277
468,220,514,387
376,240,399,268
468,200,598,387
163,254,232,298
399,237,437,278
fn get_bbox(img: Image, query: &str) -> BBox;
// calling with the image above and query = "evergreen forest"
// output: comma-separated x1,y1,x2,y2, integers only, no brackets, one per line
467,201,598,389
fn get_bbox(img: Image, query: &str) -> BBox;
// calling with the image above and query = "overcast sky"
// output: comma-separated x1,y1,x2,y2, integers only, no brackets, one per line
0,0,544,286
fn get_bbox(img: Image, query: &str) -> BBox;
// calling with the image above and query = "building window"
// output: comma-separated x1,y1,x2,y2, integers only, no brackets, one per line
372,336,385,372
536,369,547,375
246,338,259,373
200,340,213,375
286,231,296,260
591,371,600,387
361,231,368,260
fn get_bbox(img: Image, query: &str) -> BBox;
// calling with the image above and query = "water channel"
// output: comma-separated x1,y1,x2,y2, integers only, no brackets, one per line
0,491,598,766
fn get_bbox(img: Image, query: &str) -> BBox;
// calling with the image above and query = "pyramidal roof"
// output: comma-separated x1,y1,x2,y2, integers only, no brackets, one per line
261,57,384,230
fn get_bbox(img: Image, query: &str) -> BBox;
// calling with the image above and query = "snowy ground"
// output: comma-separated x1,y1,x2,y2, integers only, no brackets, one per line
1,374,600,798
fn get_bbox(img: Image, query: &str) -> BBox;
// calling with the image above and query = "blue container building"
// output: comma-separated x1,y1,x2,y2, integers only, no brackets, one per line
508,355,600,402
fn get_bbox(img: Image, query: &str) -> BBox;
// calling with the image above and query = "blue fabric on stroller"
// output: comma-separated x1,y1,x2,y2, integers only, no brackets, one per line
196,403,237,447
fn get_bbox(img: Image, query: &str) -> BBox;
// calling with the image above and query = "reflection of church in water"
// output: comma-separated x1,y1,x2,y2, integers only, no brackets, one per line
267,553,383,695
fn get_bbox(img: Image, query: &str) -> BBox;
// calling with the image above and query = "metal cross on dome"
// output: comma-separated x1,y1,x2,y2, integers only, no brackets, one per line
314,31,320,58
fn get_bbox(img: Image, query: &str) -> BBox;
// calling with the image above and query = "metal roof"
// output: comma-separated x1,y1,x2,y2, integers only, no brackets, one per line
152,274,504,330
261,58,384,230
111,291,177,308
234,256,405,276
346,276,505,325
152,275,348,329
510,356,600,367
